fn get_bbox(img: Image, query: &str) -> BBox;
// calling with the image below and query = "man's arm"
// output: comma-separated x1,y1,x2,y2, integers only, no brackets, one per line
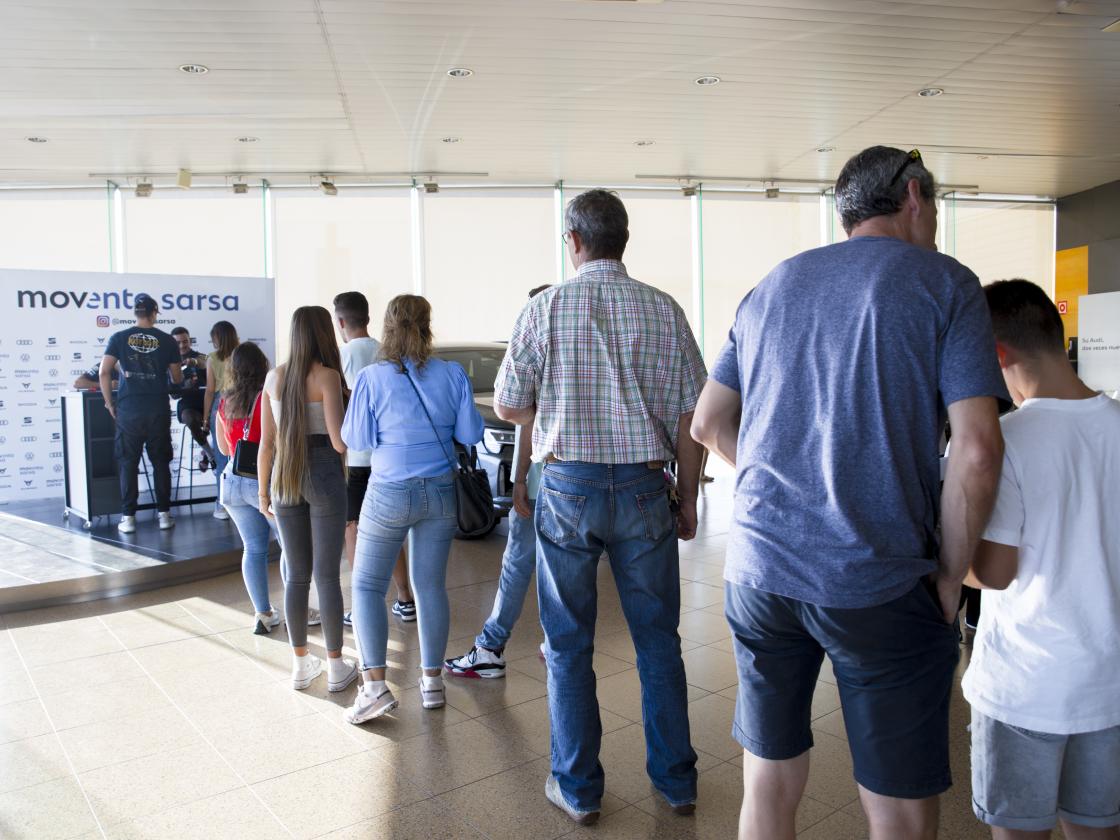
937,396,1004,622
690,379,740,467
674,411,703,540
495,403,535,425
99,355,118,419
964,540,1018,590
167,360,183,386
511,422,534,518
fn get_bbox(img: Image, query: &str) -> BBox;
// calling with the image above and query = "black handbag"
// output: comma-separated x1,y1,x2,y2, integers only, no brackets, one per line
403,369,496,537
231,392,261,479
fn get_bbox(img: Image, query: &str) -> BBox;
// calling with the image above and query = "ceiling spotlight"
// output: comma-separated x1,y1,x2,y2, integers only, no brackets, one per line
765,184,780,199
423,180,440,194
694,75,721,86
816,146,836,153
236,136,259,143
178,63,210,75
634,140,655,147
232,181,249,195
135,180,153,198
319,177,338,196
25,136,48,143
917,87,944,97
441,137,461,144
447,67,473,78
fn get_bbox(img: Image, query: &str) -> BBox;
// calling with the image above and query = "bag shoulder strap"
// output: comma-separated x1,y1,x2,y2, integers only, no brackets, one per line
402,367,458,472
243,392,261,442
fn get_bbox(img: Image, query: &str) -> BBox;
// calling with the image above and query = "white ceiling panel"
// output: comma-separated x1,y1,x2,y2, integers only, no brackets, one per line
0,0,1117,195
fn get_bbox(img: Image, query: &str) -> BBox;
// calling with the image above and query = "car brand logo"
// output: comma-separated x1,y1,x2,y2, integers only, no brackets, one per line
47,337,57,345
45,354,61,361
16,339,32,346
20,354,30,362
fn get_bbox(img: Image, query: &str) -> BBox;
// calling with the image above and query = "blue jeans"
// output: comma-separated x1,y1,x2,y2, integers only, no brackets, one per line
220,464,278,614
351,471,457,671
208,397,230,513
475,506,537,651
536,462,697,812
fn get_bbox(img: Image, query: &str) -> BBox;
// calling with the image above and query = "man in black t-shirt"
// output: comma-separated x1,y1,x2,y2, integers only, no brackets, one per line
169,326,216,470
100,293,182,533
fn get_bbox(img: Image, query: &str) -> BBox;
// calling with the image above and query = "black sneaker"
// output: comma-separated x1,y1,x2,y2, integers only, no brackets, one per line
391,600,416,622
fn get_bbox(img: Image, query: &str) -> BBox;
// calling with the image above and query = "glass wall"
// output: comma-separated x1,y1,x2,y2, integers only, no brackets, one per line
943,198,1055,293
0,188,111,271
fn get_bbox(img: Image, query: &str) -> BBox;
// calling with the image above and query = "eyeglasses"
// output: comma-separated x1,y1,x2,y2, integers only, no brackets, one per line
561,230,572,244
888,148,922,188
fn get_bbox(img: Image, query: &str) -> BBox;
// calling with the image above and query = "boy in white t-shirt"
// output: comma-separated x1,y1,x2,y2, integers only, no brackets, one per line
963,279,1120,839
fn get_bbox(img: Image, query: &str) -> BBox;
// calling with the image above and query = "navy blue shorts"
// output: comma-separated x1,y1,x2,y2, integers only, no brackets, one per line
724,579,960,799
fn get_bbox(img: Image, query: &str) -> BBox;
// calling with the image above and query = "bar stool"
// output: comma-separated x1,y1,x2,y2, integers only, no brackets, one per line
174,424,207,503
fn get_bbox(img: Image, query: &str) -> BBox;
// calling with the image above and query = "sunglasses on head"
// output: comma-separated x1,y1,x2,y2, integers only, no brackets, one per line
888,149,922,187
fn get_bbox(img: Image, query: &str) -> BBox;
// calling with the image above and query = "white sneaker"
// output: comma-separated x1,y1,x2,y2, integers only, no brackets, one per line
158,512,175,530
545,774,599,825
307,608,322,627
213,507,230,521
291,653,322,690
420,674,445,709
253,609,282,636
328,657,359,692
117,515,136,534
444,646,506,679
345,682,398,724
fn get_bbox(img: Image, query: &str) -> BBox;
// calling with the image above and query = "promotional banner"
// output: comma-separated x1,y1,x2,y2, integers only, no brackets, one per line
0,268,275,505
1079,290,1120,393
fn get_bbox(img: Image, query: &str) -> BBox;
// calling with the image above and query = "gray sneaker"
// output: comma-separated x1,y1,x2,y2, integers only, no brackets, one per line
545,775,599,826
345,683,398,725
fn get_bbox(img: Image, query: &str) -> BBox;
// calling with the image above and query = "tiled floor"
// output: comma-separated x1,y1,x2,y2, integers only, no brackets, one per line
1,463,1001,839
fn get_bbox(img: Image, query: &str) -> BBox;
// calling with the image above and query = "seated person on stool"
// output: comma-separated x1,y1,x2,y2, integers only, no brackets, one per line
74,361,119,390
170,326,217,472
100,293,182,534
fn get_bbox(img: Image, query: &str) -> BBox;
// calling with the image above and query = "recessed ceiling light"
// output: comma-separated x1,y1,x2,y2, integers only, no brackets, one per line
634,140,655,147
694,75,721,86
917,87,944,97
25,136,48,143
447,67,473,78
816,146,835,153
178,63,210,75
977,155,990,160
236,136,259,143
441,136,461,143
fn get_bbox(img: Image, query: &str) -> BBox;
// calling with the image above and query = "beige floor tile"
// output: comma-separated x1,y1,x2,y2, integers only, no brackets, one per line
313,798,489,839
679,581,725,609
0,697,52,745
151,653,280,705
811,679,842,720
57,706,199,774
677,610,732,645
436,756,626,840
813,707,848,741
563,804,706,840
633,760,742,836
507,649,633,682
177,678,319,733
0,776,100,839
213,711,365,785
10,625,126,666
594,629,638,664
253,750,426,840
40,676,168,732
80,741,240,825
802,731,860,810
0,732,72,793
599,722,720,805
819,655,836,685
376,718,540,796
441,667,548,718
594,668,645,723
101,613,215,650
0,667,37,706
27,650,148,697
685,692,742,760
337,685,470,750
128,633,244,675
104,787,283,840
475,694,631,756
796,808,867,839
681,644,738,693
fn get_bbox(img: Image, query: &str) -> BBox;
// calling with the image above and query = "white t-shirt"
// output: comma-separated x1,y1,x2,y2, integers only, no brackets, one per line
340,336,380,467
962,393,1120,734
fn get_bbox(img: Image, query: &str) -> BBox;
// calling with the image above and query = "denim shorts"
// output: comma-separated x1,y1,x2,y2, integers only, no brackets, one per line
971,709,1120,831
725,579,959,799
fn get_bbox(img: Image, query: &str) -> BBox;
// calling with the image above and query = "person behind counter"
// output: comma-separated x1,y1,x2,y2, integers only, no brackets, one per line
169,326,217,473
100,293,182,534
201,320,239,520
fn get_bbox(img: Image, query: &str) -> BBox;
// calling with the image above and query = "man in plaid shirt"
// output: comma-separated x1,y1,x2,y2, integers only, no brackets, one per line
495,189,707,826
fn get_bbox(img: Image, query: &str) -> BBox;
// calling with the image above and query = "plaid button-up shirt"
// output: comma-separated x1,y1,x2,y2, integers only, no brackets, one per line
494,259,707,464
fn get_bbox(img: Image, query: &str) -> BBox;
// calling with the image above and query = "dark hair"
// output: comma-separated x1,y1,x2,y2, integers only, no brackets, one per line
984,279,1066,358
223,342,270,419
564,189,629,260
378,294,433,373
333,291,370,328
528,284,552,298
209,320,239,361
170,326,190,338
835,146,937,234
133,293,158,315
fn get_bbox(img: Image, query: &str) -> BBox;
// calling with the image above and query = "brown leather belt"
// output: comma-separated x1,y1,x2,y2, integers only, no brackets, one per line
543,455,665,469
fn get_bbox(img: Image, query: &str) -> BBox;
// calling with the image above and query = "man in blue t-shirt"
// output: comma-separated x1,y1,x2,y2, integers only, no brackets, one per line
691,146,1006,839
101,293,182,534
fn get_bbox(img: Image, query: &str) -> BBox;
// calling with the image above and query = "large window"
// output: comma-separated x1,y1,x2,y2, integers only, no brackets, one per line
944,198,1055,293
0,188,110,271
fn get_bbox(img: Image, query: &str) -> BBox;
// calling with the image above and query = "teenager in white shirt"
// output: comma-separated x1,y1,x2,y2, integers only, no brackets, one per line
964,279,1120,840
334,292,415,623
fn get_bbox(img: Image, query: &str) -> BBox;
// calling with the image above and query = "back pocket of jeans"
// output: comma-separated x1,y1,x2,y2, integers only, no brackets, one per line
368,485,411,527
636,487,672,542
538,487,586,544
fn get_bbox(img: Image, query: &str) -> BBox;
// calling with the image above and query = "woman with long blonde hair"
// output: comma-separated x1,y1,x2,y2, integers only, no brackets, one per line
202,320,239,520
341,294,483,723
258,306,356,692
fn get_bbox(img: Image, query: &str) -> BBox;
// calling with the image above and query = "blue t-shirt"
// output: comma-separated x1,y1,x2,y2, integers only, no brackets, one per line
104,327,178,410
711,236,1008,608
341,357,485,483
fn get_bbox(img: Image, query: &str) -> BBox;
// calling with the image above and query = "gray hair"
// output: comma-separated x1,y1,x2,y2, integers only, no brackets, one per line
834,146,936,234
564,189,629,260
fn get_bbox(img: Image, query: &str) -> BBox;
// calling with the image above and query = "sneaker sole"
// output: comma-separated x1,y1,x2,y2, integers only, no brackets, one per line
392,612,417,622
292,661,323,690
328,668,359,693
444,667,505,679
546,795,599,826
346,698,398,725
421,697,445,709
